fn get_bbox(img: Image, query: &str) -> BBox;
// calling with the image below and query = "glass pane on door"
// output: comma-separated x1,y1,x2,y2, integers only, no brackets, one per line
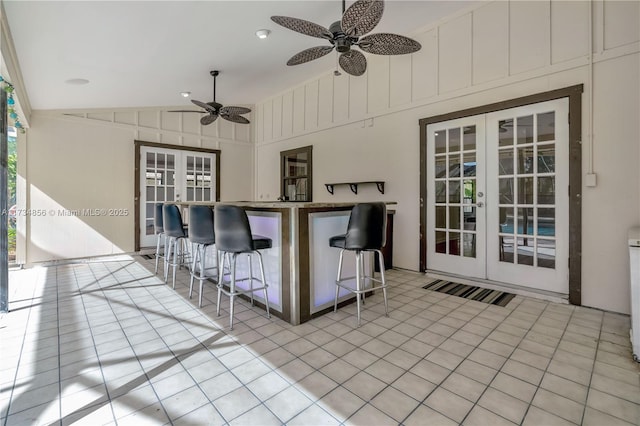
184,153,216,202
498,111,557,268
433,125,477,258
144,152,175,236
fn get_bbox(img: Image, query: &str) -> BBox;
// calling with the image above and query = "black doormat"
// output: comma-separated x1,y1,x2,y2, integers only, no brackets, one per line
140,254,154,260
423,279,515,307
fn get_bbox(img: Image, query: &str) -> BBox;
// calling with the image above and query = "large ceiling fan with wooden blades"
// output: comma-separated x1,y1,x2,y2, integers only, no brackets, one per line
169,70,251,125
271,0,421,77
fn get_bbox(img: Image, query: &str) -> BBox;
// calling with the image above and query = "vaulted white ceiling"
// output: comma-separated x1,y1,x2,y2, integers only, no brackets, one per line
3,0,477,111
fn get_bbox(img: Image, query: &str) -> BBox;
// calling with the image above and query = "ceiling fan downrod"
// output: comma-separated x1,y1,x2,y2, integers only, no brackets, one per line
210,70,219,102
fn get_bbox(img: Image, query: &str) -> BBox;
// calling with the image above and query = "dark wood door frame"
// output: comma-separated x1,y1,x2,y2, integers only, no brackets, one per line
419,85,583,305
134,140,221,251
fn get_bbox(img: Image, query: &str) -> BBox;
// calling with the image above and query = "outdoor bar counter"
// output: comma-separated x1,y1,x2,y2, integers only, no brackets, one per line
180,201,395,325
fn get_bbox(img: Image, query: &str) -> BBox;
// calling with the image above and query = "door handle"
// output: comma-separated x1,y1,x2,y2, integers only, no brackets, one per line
477,202,484,207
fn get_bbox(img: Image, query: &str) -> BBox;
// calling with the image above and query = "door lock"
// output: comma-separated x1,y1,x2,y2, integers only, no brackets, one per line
477,192,484,197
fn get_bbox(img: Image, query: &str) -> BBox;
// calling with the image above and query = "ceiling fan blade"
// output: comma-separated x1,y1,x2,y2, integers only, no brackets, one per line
271,16,332,40
220,106,252,116
168,110,206,113
358,33,422,55
200,114,218,125
192,99,217,112
222,115,250,124
341,0,384,37
339,50,367,76
287,45,335,66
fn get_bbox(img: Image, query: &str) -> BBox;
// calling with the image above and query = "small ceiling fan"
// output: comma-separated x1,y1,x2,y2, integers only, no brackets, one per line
271,0,421,77
169,70,251,125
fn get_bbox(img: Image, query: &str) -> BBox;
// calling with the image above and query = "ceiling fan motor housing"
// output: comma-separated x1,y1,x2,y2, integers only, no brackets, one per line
329,21,355,53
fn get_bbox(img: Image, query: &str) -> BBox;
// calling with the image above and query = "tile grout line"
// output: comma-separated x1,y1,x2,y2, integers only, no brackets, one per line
392,294,539,425
3,267,45,426
67,263,121,424
513,302,583,425
100,260,187,425
55,266,62,426
119,259,274,424
318,281,483,424
395,293,518,425
47,261,168,424
579,310,608,425
150,254,344,424
456,299,554,426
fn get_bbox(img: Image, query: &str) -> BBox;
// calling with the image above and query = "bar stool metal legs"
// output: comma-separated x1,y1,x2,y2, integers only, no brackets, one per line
216,251,270,330
154,203,166,277
329,202,389,327
155,232,165,275
333,249,388,327
165,236,188,289
189,243,218,308
214,204,272,330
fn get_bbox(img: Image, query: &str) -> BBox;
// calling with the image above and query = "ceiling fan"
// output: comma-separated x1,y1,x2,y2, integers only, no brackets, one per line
271,0,421,77
169,70,251,125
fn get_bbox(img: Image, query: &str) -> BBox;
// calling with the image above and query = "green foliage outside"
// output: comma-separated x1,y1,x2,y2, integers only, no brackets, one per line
7,134,16,256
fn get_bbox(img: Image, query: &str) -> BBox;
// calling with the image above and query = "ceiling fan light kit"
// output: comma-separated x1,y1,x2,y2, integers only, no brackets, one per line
168,70,251,125
271,0,421,77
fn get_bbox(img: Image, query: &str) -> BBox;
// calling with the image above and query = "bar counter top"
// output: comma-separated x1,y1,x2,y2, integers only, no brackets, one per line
178,201,397,208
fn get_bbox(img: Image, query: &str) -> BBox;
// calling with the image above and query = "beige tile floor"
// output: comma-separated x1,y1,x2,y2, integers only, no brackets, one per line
1,255,639,425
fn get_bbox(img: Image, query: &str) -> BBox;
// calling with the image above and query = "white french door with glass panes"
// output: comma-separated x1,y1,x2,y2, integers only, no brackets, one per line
139,146,217,247
426,98,569,295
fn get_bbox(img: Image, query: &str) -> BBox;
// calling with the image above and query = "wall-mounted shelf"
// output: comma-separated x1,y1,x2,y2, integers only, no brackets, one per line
324,181,385,195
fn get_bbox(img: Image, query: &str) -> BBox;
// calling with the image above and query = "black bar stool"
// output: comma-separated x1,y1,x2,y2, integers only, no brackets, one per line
214,205,271,330
188,205,217,308
163,204,189,289
154,203,165,276
329,202,389,326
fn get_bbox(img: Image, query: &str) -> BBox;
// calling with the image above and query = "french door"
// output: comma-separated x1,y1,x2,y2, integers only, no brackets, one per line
426,98,569,294
139,145,218,247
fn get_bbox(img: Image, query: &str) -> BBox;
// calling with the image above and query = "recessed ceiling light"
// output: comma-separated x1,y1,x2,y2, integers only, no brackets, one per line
180,91,191,98
65,78,90,85
255,29,271,39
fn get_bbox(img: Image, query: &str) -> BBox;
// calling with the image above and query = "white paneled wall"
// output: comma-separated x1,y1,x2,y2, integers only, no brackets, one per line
472,1,509,85
255,0,639,144
438,13,472,93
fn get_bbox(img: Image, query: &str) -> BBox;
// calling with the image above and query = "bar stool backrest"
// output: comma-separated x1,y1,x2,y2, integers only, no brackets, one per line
214,205,253,253
155,203,164,234
345,202,387,250
163,204,186,238
188,205,215,245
